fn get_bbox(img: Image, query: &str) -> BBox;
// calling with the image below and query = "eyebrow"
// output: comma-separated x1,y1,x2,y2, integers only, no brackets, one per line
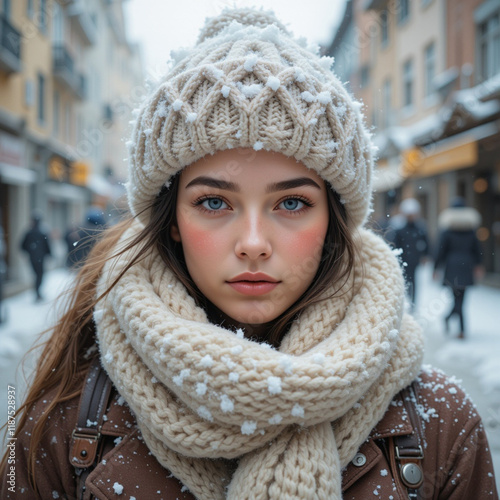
266,177,321,193
185,176,321,192
185,176,240,191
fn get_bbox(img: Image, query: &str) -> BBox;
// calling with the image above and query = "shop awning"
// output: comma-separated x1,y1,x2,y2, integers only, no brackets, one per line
402,121,500,178
0,163,37,185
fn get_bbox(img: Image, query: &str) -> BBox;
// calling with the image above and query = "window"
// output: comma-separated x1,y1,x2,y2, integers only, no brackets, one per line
403,59,414,108
27,0,34,18
53,90,60,136
477,11,500,82
25,79,34,106
37,73,45,124
65,102,71,143
360,65,370,89
2,0,10,18
382,78,392,128
380,10,389,47
424,42,436,97
52,2,63,43
398,0,410,25
77,113,82,143
40,0,47,33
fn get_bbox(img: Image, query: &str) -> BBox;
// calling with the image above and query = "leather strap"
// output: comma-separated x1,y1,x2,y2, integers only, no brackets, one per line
393,382,424,500
70,357,113,500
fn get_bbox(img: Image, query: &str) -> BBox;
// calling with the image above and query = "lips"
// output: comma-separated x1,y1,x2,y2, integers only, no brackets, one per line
227,272,280,296
227,272,279,283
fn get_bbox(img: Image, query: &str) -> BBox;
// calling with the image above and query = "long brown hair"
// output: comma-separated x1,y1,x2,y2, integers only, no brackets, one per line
0,175,356,493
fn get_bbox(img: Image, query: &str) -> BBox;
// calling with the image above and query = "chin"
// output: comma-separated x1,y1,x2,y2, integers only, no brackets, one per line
220,304,283,326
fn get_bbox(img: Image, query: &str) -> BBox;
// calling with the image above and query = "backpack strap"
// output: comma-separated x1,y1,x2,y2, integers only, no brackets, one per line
70,356,113,500
389,381,424,500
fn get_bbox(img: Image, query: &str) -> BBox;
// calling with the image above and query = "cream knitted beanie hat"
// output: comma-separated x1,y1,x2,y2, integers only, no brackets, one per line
127,8,375,227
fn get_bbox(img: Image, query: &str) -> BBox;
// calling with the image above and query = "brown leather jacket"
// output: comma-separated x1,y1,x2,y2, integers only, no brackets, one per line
2,367,498,499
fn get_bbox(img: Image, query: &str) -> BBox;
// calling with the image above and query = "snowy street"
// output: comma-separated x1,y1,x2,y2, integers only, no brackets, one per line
1,263,499,488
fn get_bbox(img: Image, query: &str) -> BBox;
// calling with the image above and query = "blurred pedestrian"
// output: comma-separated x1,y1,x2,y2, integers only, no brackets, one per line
0,213,6,323
371,203,404,242
20,211,52,302
433,198,483,339
388,198,429,308
65,207,106,269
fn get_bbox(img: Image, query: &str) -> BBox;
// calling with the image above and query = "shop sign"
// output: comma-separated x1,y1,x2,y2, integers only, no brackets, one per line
71,161,90,186
48,156,69,182
402,139,478,178
48,156,90,186
0,131,23,167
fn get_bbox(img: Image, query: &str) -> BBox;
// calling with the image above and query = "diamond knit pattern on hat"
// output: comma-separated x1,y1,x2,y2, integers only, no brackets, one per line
127,8,375,227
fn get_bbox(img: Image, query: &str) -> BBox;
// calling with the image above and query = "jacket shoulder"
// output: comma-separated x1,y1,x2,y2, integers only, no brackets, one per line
412,366,497,498
413,365,479,423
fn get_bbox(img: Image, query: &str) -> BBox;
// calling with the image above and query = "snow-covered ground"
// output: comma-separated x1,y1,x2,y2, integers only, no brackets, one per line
1,263,499,486
0,269,76,430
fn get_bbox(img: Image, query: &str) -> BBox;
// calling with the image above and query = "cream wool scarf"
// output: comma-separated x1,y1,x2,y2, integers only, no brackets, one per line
94,224,424,499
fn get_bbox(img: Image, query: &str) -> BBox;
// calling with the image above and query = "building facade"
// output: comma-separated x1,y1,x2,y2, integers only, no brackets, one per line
0,0,143,294
327,0,500,282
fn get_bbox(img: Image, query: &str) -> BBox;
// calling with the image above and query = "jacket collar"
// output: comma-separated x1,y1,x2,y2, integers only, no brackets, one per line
371,391,413,438
101,389,415,495
341,391,414,491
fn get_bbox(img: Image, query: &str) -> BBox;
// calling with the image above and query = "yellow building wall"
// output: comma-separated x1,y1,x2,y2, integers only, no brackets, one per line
396,0,443,126
0,0,53,139
356,0,445,130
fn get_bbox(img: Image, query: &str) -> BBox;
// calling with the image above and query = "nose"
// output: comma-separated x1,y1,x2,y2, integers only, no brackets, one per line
234,211,272,260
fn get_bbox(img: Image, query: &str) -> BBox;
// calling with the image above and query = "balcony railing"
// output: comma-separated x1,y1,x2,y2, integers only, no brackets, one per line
364,0,389,10
67,2,97,46
0,14,21,74
52,45,87,99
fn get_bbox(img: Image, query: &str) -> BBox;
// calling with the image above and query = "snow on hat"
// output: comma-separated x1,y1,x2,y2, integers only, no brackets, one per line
127,7,375,227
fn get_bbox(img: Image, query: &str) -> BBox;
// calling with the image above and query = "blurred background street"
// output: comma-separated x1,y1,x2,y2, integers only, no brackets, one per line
0,0,499,490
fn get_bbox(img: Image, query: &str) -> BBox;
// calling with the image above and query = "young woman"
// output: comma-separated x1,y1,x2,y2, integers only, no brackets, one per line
1,8,497,500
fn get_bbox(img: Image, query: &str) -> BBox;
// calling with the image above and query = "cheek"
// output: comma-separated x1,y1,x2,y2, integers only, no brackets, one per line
177,221,228,267
179,224,215,254
280,224,327,263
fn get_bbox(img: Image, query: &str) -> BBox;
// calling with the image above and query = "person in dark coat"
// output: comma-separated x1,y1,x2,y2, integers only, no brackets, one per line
388,198,429,309
21,211,52,301
433,198,483,339
65,207,106,269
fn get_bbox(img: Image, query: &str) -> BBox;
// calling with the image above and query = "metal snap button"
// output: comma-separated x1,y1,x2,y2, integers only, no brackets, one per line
352,452,367,467
401,463,423,486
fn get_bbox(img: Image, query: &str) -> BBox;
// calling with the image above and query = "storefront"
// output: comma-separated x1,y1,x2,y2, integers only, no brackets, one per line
0,129,37,291
402,119,500,280
44,154,90,262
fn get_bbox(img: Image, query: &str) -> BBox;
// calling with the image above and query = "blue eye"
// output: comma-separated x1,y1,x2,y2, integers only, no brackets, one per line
201,198,227,210
280,199,304,211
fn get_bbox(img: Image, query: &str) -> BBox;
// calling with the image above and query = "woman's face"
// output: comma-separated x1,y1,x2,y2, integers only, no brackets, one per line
171,148,329,326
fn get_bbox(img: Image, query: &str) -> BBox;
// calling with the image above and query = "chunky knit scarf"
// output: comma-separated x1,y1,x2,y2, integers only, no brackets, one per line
94,224,423,499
